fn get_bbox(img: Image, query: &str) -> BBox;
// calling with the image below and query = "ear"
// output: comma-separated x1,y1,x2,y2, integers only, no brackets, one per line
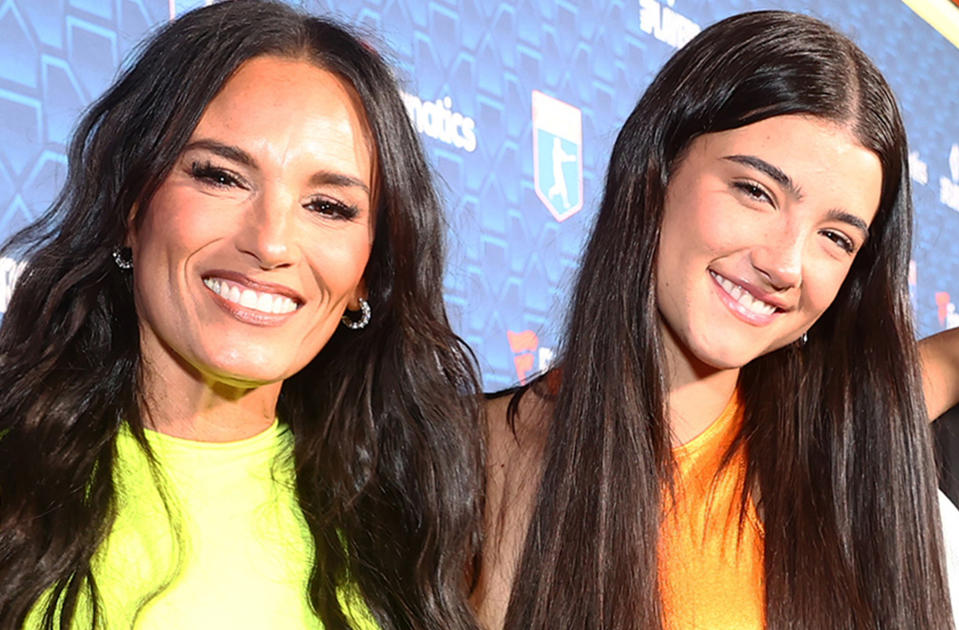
124,203,140,248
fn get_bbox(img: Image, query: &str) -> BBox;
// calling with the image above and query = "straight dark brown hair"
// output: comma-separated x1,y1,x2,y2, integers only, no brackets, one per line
502,11,953,629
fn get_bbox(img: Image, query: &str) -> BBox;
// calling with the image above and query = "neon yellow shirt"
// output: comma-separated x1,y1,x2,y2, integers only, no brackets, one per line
27,421,375,629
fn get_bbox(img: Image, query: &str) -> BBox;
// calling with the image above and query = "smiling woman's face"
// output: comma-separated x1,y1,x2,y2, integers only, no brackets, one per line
655,114,883,372
129,55,375,388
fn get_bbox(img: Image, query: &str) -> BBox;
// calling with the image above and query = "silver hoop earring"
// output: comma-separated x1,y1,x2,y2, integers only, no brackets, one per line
112,247,133,270
799,332,808,346
341,297,371,330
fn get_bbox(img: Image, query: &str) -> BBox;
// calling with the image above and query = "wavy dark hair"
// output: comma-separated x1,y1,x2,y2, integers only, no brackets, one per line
0,2,483,629
502,10,953,629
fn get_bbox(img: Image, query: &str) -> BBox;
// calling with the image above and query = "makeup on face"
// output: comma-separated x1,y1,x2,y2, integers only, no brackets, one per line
655,114,882,375
129,56,375,388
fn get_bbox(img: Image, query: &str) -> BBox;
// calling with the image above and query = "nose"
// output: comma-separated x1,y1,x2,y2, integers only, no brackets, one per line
750,226,803,291
237,189,297,269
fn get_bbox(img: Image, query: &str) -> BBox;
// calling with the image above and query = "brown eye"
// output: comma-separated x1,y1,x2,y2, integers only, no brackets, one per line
821,229,855,254
733,181,773,205
190,161,245,189
305,198,359,220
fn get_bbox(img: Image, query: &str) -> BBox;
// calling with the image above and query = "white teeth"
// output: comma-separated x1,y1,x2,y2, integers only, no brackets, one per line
239,289,258,308
272,297,295,314
710,271,778,317
255,292,271,313
202,277,298,315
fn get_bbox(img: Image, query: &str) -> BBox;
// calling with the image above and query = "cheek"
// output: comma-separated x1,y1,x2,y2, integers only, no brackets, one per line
135,190,222,260
303,229,372,294
801,260,854,321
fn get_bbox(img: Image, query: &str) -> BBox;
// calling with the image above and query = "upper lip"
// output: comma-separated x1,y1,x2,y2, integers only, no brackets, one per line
201,269,305,304
710,269,792,312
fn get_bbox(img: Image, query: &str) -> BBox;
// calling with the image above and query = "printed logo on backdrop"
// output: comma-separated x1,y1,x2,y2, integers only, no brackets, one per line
936,291,959,330
909,151,928,186
532,90,583,222
507,329,555,384
401,92,477,152
639,0,701,49
941,144,959,212
0,257,26,314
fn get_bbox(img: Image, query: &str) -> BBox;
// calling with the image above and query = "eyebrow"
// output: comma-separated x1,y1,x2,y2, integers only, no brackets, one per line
722,154,804,201
826,208,870,240
182,138,370,195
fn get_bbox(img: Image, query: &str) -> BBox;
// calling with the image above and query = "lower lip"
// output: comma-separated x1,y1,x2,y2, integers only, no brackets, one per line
709,272,779,326
205,285,299,327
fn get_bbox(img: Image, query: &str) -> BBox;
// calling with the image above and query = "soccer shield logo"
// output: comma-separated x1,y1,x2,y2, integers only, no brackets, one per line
532,90,583,222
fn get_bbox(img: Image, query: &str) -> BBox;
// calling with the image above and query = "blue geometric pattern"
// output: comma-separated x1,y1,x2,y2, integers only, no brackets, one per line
1,0,958,391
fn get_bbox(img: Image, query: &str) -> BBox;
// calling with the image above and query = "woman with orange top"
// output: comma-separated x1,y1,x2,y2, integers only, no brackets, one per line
472,10,957,630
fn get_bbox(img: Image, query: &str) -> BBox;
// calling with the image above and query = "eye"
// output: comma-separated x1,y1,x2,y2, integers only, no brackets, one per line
820,229,855,254
733,180,774,205
190,161,246,189
305,197,360,221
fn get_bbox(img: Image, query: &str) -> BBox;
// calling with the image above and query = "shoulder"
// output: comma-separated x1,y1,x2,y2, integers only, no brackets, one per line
938,490,959,624
484,378,554,473
473,377,554,628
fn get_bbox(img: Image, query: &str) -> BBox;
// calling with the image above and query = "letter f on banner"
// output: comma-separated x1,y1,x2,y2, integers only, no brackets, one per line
532,90,583,222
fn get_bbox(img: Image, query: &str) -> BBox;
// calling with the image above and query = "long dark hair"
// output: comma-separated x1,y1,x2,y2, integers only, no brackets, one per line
503,11,953,629
0,2,483,629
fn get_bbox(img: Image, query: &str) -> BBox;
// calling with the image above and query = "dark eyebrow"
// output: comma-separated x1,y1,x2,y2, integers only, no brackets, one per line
182,138,370,195
723,154,803,201
308,171,370,195
826,208,870,240
183,139,255,167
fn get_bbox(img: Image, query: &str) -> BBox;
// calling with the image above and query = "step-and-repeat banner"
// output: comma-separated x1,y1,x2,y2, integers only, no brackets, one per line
1,0,957,389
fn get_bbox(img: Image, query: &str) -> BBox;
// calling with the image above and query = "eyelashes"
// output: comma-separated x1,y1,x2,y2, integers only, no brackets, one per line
188,160,360,221
304,198,359,220
733,180,773,205
820,229,855,254
191,161,244,189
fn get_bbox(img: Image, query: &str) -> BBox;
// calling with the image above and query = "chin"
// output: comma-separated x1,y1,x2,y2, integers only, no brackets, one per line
200,352,303,389
689,341,762,371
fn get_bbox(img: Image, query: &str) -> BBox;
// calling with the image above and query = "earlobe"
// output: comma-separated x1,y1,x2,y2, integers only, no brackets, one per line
351,279,368,311
124,203,140,249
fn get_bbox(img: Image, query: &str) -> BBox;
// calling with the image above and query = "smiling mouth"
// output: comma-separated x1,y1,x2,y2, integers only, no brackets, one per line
709,270,779,317
203,277,300,315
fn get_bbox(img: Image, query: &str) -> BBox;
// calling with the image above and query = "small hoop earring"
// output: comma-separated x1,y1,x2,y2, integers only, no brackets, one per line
341,297,371,330
799,332,808,346
112,247,133,270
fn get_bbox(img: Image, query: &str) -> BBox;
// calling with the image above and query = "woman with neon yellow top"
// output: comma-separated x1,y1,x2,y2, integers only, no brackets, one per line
0,2,483,628
473,11,957,630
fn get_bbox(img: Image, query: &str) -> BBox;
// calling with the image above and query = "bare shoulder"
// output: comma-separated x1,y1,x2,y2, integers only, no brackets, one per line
919,328,959,421
484,384,553,466
472,383,554,628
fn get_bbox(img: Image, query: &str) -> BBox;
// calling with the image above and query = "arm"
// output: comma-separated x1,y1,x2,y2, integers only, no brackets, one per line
919,327,959,421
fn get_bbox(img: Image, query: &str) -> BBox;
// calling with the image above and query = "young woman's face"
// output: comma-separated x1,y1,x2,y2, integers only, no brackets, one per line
656,114,883,372
129,55,375,388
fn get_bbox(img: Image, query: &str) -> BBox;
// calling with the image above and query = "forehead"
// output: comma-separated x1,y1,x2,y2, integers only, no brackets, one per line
192,55,375,186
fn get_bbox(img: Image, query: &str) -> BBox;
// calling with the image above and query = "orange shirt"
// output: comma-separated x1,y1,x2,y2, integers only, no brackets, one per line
660,393,765,629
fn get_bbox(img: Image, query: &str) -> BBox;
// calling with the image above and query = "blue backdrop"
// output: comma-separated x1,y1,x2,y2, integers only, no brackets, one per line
1,0,958,390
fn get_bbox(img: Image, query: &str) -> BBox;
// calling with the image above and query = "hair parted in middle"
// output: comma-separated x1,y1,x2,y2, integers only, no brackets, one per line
501,10,953,630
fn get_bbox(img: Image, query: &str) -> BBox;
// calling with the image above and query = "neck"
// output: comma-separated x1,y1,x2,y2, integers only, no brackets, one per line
661,324,740,446
138,346,282,443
